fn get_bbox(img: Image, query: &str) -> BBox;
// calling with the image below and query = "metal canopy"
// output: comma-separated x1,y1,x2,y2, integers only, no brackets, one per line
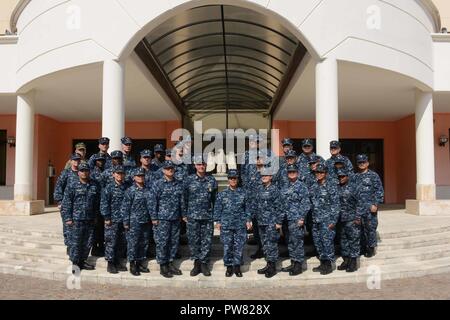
135,5,306,116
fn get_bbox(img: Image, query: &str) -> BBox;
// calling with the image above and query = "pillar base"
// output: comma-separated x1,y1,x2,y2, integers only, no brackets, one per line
0,200,45,216
406,200,450,216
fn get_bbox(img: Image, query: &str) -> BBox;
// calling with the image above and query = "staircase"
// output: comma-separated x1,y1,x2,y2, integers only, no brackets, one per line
1,211,450,288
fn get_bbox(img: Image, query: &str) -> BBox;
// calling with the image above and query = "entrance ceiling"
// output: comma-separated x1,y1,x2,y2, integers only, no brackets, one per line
135,5,306,116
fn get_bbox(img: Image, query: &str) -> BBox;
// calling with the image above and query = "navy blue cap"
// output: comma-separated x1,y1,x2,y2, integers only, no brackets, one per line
334,155,346,164
261,165,275,176
162,160,175,169
113,165,125,173
307,155,320,164
134,167,146,176
71,153,81,161
248,134,259,142
302,138,313,147
78,163,90,171
282,138,293,146
356,154,369,163
121,137,133,145
315,163,327,173
227,170,239,179
140,149,153,158
192,155,206,164
285,150,297,158
330,140,341,149
111,150,123,159
165,149,172,156
98,137,110,144
94,154,106,161
154,144,164,153
337,168,349,177
287,164,299,172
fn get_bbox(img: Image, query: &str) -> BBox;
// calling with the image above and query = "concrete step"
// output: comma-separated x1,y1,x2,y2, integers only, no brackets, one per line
2,254,450,288
378,230,450,250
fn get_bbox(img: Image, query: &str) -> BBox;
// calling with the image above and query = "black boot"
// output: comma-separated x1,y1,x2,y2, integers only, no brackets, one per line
346,258,358,273
225,266,233,277
169,262,182,276
160,264,173,278
115,259,127,272
190,260,201,277
312,260,324,272
365,247,376,258
138,261,150,273
107,261,118,274
265,261,277,278
80,261,95,271
250,248,264,260
281,260,295,272
337,257,349,271
289,261,303,276
234,265,243,277
201,263,211,277
320,260,333,275
257,262,269,274
130,261,140,276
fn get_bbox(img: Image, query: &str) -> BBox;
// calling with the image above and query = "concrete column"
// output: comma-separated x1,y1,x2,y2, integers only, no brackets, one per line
316,58,339,158
14,92,35,201
102,60,125,151
415,90,436,201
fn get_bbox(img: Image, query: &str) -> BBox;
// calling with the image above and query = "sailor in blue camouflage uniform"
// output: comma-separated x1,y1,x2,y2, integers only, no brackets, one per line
336,168,361,273
100,165,128,274
121,168,155,276
255,165,284,278
355,154,384,258
54,153,81,253
61,163,99,271
137,149,156,187
214,170,252,277
183,155,218,277
154,143,189,181
301,155,321,189
297,139,324,179
309,163,340,275
88,137,112,170
151,144,165,170
121,136,137,174
240,134,259,185
275,149,298,189
280,164,311,276
325,140,353,181
151,160,186,278
90,153,107,257
100,150,124,188
327,154,348,185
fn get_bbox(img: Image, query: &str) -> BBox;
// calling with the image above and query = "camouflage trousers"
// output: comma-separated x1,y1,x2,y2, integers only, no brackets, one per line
312,222,336,261
220,228,247,266
125,222,150,262
104,222,127,262
61,214,70,247
287,220,305,263
68,220,95,263
258,224,280,263
340,220,361,258
361,212,378,249
154,220,180,265
187,219,214,264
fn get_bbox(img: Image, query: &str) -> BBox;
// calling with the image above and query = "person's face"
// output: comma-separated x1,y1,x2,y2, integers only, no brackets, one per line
155,152,163,160
256,157,264,166
113,172,124,183
140,156,151,166
334,163,344,169
339,175,349,185
302,145,313,154
95,160,104,168
71,159,80,169
330,147,340,156
122,144,132,153
164,167,175,178
315,171,326,182
78,170,89,179
283,145,292,154
99,143,109,153
286,157,296,165
310,162,319,171
261,175,272,184
249,140,258,149
76,148,86,158
165,155,172,161
358,161,369,171
195,163,206,174
176,148,183,158
288,171,298,181
134,175,145,184
228,177,238,188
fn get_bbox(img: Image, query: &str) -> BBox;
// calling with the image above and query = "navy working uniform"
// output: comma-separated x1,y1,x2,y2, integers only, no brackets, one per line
121,137,137,174
61,163,100,267
183,159,218,267
297,139,324,178
90,153,106,257
54,153,81,247
355,154,384,255
100,151,126,188
88,137,112,170
214,170,251,269
151,144,165,170
100,165,128,268
309,164,340,274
